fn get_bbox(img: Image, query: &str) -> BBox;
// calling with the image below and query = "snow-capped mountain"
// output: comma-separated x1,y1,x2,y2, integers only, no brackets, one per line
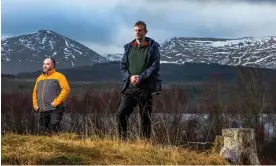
160,37,276,69
105,37,276,69
1,30,107,74
2,31,276,74
102,53,123,62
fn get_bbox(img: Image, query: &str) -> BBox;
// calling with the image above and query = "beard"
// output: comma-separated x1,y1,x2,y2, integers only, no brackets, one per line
43,67,52,73
136,35,144,40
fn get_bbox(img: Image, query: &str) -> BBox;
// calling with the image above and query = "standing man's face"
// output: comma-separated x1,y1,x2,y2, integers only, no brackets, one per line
134,25,147,40
43,58,54,72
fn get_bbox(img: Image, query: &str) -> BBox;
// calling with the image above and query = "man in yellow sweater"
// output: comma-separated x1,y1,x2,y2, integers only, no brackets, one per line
32,57,70,134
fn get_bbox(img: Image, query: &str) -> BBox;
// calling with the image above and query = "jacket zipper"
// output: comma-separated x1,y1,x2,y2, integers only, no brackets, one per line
42,75,47,111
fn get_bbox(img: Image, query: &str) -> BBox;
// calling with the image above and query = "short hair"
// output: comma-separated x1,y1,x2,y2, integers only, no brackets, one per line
134,20,147,32
48,57,56,68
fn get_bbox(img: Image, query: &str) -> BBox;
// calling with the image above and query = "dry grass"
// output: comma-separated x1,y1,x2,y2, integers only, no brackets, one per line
1,133,227,165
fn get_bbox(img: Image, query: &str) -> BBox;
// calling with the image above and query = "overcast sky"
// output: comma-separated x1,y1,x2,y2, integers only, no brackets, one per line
2,0,276,54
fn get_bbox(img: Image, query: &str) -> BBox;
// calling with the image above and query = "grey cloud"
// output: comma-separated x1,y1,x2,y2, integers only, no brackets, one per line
2,0,276,54
1,3,116,44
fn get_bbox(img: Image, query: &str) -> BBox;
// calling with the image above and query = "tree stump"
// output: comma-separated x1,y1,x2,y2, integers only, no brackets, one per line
219,128,260,165
211,135,224,154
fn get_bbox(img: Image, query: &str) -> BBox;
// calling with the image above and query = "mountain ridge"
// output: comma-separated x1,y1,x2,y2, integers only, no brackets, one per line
2,31,276,74
105,36,276,70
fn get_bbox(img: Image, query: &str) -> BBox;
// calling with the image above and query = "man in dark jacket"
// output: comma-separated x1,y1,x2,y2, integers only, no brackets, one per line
118,20,162,140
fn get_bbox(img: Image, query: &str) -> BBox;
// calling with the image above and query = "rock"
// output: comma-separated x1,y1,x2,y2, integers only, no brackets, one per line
219,128,260,165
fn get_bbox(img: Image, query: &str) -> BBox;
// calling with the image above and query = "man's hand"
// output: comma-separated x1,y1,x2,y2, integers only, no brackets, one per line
135,76,140,84
34,106,39,112
130,75,140,85
51,102,56,107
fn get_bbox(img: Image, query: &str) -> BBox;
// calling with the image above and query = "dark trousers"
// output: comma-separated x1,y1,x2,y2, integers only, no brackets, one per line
39,107,64,134
118,87,153,139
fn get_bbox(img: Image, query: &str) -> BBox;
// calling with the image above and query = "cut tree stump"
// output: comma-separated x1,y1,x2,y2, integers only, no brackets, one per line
211,135,224,154
219,128,260,165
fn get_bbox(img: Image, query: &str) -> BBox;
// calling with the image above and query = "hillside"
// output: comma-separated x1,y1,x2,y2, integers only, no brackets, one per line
17,62,276,83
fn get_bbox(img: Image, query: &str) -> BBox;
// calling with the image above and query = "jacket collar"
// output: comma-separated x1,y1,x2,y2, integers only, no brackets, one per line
42,69,56,76
124,37,159,50
130,39,149,48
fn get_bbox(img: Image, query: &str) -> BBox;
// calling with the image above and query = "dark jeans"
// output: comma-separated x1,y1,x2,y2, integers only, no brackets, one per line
39,107,64,134
118,87,153,139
